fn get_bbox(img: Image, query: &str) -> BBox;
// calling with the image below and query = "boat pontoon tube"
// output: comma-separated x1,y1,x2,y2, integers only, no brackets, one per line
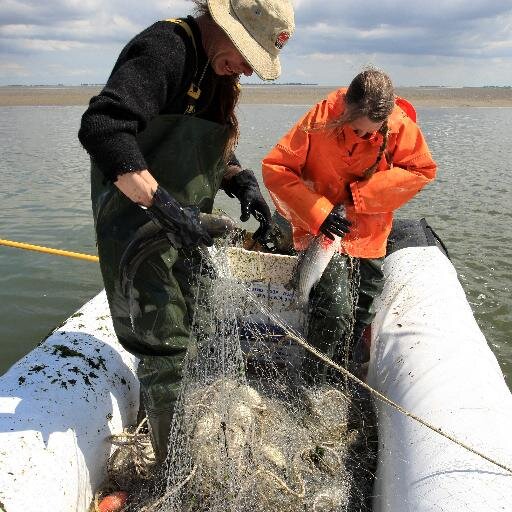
0,291,139,512
368,246,512,512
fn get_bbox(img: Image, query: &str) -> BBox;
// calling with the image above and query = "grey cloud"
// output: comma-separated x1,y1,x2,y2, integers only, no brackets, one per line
289,1,512,59
108,0,191,24
1,0,96,26
0,22,134,47
294,0,512,29
1,0,190,45
1,0,511,85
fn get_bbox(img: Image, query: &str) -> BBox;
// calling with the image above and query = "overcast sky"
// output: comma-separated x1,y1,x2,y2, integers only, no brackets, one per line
1,0,512,86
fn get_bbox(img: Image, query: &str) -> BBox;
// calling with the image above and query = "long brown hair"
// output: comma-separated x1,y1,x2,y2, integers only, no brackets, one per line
343,68,395,123
339,69,395,179
192,0,240,160
309,68,395,179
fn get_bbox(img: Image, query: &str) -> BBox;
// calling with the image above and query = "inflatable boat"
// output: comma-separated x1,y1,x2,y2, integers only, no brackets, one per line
1,219,511,512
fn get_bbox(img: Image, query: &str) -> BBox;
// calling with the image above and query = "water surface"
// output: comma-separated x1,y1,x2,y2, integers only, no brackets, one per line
1,104,511,385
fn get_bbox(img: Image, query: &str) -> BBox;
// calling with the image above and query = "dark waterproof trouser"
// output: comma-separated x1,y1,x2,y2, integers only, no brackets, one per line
305,253,385,383
91,115,228,461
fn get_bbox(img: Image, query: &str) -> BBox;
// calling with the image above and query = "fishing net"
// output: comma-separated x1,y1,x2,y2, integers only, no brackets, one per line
95,224,512,512
114,232,376,512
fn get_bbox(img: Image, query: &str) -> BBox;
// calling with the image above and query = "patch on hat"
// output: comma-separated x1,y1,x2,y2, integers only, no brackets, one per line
274,31,290,50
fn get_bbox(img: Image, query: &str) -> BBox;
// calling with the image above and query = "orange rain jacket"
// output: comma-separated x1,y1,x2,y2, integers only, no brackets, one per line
262,88,437,258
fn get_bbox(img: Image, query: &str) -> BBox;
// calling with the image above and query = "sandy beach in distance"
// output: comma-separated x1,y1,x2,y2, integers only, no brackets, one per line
1,84,511,107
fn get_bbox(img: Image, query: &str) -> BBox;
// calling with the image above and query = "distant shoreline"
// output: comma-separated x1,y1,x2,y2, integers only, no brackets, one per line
1,85,511,107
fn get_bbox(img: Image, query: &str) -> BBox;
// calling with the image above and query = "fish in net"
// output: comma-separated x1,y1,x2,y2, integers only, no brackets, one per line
109,235,377,511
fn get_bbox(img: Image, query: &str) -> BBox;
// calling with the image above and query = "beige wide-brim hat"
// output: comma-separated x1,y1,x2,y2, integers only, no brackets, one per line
207,0,295,81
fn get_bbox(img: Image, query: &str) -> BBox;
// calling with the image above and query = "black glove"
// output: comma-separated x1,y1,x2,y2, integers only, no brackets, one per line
319,205,352,240
145,185,213,249
222,169,272,243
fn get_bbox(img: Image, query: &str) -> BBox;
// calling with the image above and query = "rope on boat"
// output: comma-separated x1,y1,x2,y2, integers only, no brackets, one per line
249,294,512,477
109,417,156,471
0,214,234,264
93,418,155,511
0,238,99,262
138,465,198,512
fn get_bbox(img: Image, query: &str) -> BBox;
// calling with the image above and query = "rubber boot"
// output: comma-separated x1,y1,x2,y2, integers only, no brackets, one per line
137,354,184,463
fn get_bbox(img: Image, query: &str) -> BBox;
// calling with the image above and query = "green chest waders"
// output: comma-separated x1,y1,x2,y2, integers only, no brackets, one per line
91,114,228,461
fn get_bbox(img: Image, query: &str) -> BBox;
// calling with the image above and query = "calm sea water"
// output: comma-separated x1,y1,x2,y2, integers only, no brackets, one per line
1,103,511,386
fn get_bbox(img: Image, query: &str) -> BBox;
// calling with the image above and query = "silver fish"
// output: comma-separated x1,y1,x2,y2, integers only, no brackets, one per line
295,233,341,321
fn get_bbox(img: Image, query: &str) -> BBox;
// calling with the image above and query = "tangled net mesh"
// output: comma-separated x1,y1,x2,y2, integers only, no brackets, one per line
106,235,377,511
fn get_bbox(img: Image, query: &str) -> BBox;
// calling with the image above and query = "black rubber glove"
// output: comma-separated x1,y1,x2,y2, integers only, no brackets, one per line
222,169,272,243
319,205,352,240
145,185,213,249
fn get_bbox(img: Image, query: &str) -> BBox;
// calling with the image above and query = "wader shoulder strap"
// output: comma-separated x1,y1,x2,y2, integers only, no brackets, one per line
166,18,197,53
166,18,204,115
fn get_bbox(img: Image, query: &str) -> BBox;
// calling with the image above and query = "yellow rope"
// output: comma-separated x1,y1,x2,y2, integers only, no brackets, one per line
0,239,99,263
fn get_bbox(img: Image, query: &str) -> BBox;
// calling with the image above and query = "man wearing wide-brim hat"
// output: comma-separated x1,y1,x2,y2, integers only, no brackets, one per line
79,0,295,464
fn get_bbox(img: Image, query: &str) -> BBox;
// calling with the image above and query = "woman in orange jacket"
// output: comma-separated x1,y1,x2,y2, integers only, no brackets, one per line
262,69,436,379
